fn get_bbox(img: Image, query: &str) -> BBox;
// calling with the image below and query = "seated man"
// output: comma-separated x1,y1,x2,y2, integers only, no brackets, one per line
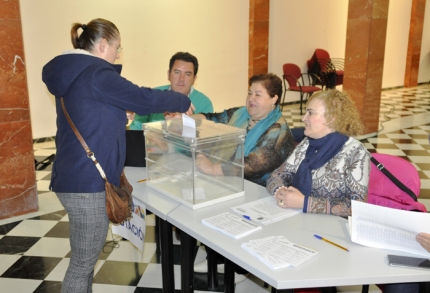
129,52,213,129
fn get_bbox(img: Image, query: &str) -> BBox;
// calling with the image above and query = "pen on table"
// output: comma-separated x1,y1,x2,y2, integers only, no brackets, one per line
137,178,148,183
243,215,251,220
314,234,349,252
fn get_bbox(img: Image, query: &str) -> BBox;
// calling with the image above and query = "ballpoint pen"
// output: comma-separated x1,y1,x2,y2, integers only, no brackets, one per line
314,234,349,252
243,215,251,220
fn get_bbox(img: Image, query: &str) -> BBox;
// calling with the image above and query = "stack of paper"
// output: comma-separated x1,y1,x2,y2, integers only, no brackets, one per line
201,212,262,239
350,201,430,257
241,236,318,269
231,196,302,225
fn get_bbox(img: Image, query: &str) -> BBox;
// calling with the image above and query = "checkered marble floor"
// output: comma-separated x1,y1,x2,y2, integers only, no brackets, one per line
2,85,430,293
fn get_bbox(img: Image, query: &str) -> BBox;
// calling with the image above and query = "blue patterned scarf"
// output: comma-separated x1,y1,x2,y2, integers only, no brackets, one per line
291,132,348,198
228,106,282,156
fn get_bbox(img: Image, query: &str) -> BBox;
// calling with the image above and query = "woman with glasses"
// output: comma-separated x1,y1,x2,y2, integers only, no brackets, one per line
42,18,191,293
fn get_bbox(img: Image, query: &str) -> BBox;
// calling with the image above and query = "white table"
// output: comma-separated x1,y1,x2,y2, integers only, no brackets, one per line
125,167,181,293
167,180,430,292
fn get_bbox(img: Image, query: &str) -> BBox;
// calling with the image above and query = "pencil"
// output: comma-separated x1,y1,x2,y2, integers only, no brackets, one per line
137,178,148,183
314,234,349,252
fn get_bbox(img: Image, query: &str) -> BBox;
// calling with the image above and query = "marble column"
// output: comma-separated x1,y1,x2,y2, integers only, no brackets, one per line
404,0,426,87
248,0,270,80
343,0,390,135
0,0,38,219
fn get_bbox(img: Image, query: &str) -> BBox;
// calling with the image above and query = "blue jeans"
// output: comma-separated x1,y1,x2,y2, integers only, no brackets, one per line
57,192,109,293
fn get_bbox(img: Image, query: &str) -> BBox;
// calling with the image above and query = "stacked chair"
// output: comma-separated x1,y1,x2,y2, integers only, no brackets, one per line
306,48,344,89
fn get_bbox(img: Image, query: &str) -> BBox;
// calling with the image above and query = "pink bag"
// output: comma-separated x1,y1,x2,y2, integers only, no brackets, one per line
367,153,427,213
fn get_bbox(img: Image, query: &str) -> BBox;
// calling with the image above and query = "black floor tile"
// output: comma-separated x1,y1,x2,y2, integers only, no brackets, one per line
1,256,62,280
401,150,430,156
389,138,415,144
44,222,69,238
0,221,22,235
30,210,67,221
371,143,400,149
0,236,41,254
93,260,148,286
134,288,180,293
144,225,157,243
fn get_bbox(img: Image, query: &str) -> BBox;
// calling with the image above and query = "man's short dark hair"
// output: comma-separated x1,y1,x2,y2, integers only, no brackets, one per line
169,52,199,75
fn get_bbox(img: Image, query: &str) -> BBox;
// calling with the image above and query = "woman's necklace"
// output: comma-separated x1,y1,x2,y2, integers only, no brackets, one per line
247,118,261,130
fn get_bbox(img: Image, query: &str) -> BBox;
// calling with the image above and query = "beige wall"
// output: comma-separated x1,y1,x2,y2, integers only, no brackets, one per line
269,0,430,102
19,0,249,138
20,0,430,138
269,0,348,103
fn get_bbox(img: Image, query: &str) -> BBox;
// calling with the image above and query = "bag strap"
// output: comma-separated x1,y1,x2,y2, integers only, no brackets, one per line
60,97,108,182
370,156,418,201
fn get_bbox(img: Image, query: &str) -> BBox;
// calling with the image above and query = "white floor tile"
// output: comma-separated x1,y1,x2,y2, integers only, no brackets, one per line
395,143,425,150
0,278,42,293
94,259,105,275
7,219,57,237
363,143,375,150
385,133,412,139
408,156,430,163
336,284,382,292
374,149,406,156
418,199,430,211
413,139,430,145
0,254,21,275
44,258,69,281
93,283,136,293
33,140,55,150
35,170,51,180
136,263,162,288
235,274,270,293
33,148,56,157
24,237,71,257
419,179,430,189
136,263,182,290
36,179,51,191
106,240,155,263
403,129,429,135
366,138,394,144
146,213,156,226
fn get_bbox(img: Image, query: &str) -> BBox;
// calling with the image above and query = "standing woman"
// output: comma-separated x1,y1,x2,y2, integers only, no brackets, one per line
42,18,191,292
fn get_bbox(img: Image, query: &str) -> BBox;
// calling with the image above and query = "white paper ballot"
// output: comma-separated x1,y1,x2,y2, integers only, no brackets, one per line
350,201,430,257
182,114,196,128
181,114,196,137
241,236,318,269
231,196,302,225
201,212,262,239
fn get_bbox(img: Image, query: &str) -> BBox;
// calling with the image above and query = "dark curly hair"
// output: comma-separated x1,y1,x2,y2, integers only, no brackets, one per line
249,73,283,106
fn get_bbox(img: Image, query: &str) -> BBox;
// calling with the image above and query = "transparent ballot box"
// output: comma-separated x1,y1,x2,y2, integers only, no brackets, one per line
143,118,246,209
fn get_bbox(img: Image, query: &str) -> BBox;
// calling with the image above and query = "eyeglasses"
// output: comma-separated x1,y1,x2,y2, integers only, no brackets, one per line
117,46,123,53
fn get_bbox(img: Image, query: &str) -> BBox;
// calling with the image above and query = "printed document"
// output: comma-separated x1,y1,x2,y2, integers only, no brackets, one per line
350,201,430,257
201,212,262,239
241,235,318,269
231,196,302,225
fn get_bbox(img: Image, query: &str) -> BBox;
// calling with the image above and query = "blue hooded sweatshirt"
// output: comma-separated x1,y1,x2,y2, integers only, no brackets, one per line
42,50,190,192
